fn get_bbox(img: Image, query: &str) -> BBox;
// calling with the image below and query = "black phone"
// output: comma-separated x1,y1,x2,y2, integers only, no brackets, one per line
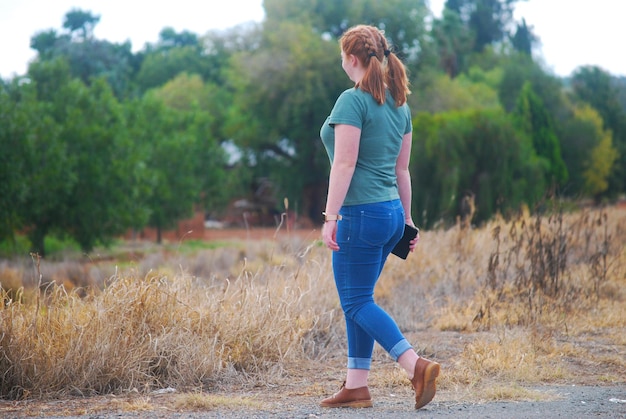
391,224,419,259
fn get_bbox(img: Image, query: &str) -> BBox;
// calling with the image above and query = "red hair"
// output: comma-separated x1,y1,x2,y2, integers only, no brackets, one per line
340,25,410,106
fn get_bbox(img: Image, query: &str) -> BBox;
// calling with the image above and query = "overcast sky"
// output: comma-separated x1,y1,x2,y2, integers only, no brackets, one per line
1,0,623,79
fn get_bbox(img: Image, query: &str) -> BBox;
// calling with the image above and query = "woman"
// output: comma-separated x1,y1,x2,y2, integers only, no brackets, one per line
319,25,440,410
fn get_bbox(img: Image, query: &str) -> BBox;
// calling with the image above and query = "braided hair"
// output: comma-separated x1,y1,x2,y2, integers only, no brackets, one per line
340,25,410,106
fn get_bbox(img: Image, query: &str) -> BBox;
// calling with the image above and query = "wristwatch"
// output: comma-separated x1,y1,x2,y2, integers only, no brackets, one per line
322,212,342,222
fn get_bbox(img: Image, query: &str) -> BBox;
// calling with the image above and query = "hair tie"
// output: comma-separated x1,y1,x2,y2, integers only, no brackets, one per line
384,49,391,57
368,51,377,57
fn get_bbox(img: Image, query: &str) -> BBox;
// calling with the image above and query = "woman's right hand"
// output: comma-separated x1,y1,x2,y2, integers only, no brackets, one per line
322,220,340,251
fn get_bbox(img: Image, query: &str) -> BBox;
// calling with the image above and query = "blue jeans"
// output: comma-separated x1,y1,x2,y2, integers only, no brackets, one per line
333,199,413,370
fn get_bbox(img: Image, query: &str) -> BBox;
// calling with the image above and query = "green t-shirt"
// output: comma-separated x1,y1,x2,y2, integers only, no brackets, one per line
320,87,412,206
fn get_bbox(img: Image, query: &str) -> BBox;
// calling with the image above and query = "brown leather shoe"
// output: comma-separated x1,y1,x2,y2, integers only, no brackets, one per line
320,382,373,408
410,357,440,409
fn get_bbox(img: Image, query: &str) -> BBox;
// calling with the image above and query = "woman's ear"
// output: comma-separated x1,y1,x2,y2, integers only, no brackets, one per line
347,53,359,68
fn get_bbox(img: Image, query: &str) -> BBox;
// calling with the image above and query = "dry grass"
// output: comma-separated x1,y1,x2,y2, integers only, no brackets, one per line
0,205,624,407
172,392,266,411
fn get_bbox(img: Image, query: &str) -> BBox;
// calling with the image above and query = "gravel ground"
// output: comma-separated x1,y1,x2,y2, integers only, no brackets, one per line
2,384,624,419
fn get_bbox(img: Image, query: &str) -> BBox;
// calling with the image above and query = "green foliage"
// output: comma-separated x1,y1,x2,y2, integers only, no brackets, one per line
29,9,137,98
0,71,71,251
151,73,206,110
30,29,61,59
55,78,145,251
410,67,501,113
136,46,210,92
16,61,148,254
124,94,197,243
572,66,626,197
135,26,251,93
225,20,346,219
510,18,538,55
431,7,474,77
559,104,617,198
411,109,546,228
127,74,231,242
150,73,232,213
2,1,624,251
498,54,564,114
158,27,200,48
61,39,137,98
41,235,82,258
263,0,432,73
444,0,521,52
514,82,568,187
574,107,618,197
63,9,100,40
0,83,30,240
145,126,200,239
0,235,31,258
0,234,81,259
615,76,626,111
584,131,618,197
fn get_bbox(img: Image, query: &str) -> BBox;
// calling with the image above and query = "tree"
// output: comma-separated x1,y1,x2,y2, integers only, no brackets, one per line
583,125,618,198
571,66,626,197
411,108,545,228
514,82,568,187
4,61,78,255
61,77,148,251
30,29,64,60
135,46,209,92
262,0,432,72
225,21,347,221
22,60,148,254
0,87,21,241
510,18,538,56
0,81,60,243
615,76,626,111
136,28,205,92
61,39,137,97
134,96,202,243
63,9,100,40
157,27,200,49
29,9,137,98
134,26,254,93
444,0,522,52
409,66,501,113
151,73,231,219
125,73,232,243
498,54,564,116
559,104,618,198
431,8,474,77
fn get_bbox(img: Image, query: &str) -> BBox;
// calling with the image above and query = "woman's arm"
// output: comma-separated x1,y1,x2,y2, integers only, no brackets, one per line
395,131,419,252
396,131,413,223
322,124,360,251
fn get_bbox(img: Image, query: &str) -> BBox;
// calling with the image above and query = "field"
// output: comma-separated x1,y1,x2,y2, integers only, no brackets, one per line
0,205,624,417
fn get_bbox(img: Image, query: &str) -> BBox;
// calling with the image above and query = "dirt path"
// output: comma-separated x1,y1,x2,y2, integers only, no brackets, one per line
2,384,624,418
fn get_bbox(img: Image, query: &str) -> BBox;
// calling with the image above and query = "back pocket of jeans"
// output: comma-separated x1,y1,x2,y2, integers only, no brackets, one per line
359,212,393,247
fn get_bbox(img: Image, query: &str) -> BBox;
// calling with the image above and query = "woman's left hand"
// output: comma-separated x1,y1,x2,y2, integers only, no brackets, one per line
322,221,340,251
409,231,419,252
407,220,419,253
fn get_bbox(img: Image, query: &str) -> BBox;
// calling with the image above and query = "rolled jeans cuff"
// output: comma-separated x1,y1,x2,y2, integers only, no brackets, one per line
347,357,371,370
389,339,413,361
